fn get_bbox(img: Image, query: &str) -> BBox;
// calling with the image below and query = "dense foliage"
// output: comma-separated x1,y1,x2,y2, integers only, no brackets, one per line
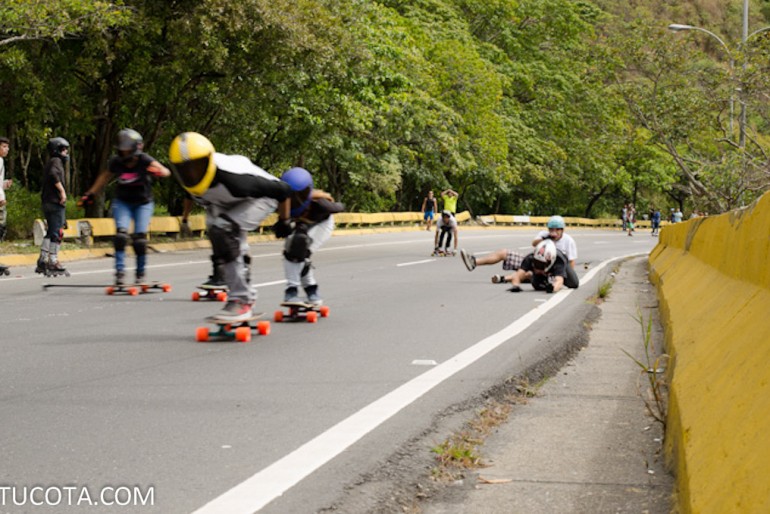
1,0,769,224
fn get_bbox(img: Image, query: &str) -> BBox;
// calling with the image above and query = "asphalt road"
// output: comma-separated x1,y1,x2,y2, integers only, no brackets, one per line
0,227,656,513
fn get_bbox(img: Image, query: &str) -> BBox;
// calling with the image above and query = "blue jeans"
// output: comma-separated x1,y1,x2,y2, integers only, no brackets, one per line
112,198,153,273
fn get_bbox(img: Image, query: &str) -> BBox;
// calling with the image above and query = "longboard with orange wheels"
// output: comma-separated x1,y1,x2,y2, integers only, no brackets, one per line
274,301,330,323
196,313,270,343
106,281,172,296
191,285,228,302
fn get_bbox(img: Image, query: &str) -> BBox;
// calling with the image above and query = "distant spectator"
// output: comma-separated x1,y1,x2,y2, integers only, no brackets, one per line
626,203,636,236
441,188,458,214
0,136,10,242
421,191,437,231
672,208,683,223
651,207,661,237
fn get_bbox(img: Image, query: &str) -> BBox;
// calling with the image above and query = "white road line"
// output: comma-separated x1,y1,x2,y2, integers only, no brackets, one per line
397,259,435,267
193,255,637,514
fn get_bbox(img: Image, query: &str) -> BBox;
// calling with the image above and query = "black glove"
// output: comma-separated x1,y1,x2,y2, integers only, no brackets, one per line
272,219,292,239
545,282,554,294
78,192,95,207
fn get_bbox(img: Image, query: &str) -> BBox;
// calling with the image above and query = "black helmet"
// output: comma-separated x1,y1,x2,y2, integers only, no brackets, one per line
115,128,143,156
47,137,70,158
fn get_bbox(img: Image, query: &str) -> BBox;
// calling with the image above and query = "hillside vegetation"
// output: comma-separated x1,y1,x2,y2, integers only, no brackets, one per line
1,0,769,229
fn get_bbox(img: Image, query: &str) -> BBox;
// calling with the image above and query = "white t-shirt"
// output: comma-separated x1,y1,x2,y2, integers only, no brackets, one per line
537,230,577,261
0,157,5,203
437,215,458,230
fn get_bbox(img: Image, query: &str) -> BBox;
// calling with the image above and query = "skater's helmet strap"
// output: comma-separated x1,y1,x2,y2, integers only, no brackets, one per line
169,132,216,196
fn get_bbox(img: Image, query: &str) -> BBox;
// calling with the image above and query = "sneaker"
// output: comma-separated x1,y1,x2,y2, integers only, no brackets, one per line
115,271,125,286
508,285,522,293
135,272,146,285
460,249,476,271
491,274,506,284
214,300,254,322
304,285,323,306
201,274,228,290
284,286,300,303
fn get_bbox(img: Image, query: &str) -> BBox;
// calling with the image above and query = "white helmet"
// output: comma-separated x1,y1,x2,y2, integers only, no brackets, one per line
533,239,557,271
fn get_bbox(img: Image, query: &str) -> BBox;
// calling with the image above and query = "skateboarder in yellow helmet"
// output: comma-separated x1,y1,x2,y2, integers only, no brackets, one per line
169,132,292,322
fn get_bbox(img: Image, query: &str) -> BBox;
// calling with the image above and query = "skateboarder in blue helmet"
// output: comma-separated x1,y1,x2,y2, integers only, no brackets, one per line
279,167,343,306
532,215,577,269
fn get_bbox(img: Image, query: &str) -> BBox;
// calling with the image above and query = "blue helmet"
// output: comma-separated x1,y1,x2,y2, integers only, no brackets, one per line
547,215,565,229
281,167,314,216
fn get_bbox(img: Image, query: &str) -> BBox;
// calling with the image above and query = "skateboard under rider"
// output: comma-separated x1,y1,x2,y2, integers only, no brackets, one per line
191,283,228,302
195,313,270,343
274,301,330,323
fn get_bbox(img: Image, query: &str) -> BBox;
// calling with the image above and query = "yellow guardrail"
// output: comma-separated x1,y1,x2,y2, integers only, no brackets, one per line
649,192,770,514
35,210,663,245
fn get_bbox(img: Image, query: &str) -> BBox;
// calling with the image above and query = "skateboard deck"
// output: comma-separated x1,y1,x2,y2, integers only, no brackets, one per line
192,284,228,302
274,301,330,323
106,281,172,296
431,250,456,257
196,313,270,343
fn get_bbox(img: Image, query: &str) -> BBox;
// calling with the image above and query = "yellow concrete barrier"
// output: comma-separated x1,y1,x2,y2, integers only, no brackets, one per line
648,193,770,514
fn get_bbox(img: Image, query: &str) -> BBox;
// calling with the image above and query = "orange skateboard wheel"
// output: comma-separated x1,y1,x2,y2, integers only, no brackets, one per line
235,326,251,343
196,327,209,342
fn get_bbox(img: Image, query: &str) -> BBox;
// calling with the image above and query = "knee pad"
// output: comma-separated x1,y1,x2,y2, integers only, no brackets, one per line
48,225,63,244
131,232,148,256
114,228,129,251
301,261,312,277
209,215,241,264
284,230,313,263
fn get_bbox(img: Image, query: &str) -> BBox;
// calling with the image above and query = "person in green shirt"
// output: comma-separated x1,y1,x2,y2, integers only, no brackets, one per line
441,188,458,214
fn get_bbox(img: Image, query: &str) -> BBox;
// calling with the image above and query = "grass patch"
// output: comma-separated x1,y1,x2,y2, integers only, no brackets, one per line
622,307,669,429
430,379,541,482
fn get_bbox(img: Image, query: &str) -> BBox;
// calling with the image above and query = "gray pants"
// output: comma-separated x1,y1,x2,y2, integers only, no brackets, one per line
206,197,278,304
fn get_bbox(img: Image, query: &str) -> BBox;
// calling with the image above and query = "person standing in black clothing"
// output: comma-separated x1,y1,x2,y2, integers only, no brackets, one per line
36,137,70,275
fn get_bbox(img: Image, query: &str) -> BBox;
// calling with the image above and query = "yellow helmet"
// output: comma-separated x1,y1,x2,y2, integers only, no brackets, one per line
168,132,216,196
